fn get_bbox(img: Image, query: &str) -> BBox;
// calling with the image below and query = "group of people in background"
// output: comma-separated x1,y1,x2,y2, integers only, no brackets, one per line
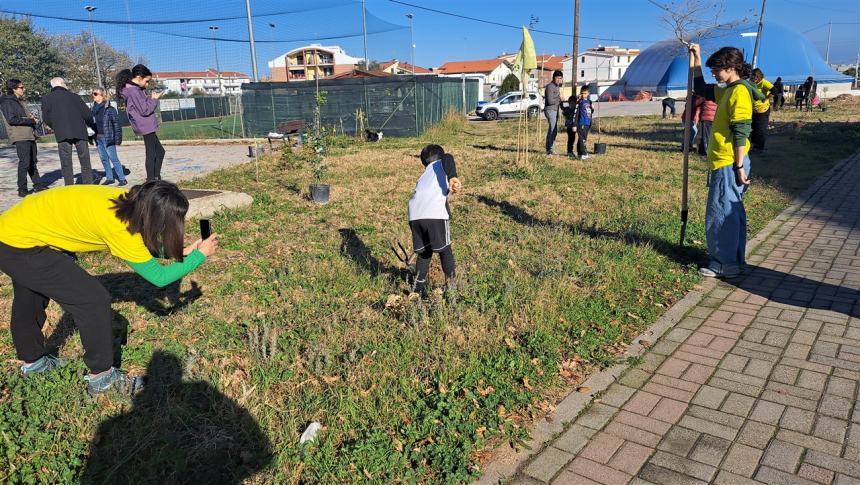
544,70,594,160
0,64,165,198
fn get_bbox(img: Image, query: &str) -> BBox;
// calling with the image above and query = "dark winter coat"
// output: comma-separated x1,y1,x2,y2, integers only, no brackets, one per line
40,86,95,142
0,94,37,143
92,102,123,146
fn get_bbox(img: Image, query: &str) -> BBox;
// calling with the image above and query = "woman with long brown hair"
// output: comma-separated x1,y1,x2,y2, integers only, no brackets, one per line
0,182,218,396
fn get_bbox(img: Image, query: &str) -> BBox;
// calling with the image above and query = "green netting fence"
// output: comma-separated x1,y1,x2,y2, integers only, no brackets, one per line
241,76,480,138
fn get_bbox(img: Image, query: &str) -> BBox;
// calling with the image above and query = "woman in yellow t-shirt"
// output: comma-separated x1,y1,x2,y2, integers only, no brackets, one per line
690,44,755,278
750,68,773,151
0,181,219,396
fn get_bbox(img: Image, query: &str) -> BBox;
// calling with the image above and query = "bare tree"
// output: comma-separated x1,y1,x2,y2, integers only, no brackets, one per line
52,32,133,95
649,0,728,44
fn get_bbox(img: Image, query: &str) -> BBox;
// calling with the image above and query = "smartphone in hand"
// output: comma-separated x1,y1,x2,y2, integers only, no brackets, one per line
200,219,211,240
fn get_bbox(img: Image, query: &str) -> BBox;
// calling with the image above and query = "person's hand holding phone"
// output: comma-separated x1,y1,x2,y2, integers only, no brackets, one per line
151,91,163,100
196,234,219,257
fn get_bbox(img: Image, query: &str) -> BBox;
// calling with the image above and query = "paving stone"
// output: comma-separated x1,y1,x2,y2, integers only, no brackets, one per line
579,432,625,464
760,390,819,412
720,353,749,372
615,410,672,436
814,416,849,444
737,420,777,449
771,365,801,385
657,426,701,457
714,470,763,485
720,393,756,417
577,403,619,430
623,391,662,416
639,463,708,485
509,475,546,485
686,405,746,429
688,434,731,467
604,421,662,448
691,385,728,410
550,470,601,484
599,383,637,408
744,358,775,379
776,429,843,456
764,331,791,348
677,415,739,441
796,369,829,392
804,449,860,479
647,450,717,482
648,398,688,424
620,368,651,388
651,340,682,356
720,443,764,477
780,407,817,434
523,446,575,482
755,465,819,485
819,394,854,420
567,456,632,485
798,463,836,484
638,353,667,373
606,440,653,476
667,328,694,343
761,440,804,473
554,423,597,454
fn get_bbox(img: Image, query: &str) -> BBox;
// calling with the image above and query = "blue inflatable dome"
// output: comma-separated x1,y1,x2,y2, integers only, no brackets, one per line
613,21,853,96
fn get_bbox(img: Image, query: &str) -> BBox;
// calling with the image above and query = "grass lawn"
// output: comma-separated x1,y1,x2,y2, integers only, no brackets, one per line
1,97,858,483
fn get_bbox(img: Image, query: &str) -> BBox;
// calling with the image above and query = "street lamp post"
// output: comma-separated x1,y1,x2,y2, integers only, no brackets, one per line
209,26,224,96
84,6,103,89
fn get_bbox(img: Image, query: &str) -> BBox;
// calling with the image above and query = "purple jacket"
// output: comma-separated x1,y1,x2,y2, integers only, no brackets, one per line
121,83,159,135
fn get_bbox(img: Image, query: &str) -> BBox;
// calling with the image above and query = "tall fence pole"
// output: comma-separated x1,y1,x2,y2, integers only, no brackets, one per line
752,0,767,68
245,0,259,81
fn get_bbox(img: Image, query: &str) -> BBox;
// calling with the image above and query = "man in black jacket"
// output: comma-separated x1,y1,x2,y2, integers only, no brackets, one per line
0,79,46,197
41,77,95,185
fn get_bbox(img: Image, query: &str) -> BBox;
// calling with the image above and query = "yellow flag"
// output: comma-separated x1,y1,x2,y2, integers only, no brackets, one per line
511,26,537,82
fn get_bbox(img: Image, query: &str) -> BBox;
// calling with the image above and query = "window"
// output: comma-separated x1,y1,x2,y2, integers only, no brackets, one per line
627,56,631,63
501,95,521,104
617,56,621,63
581,56,586,63
618,68,622,78
581,70,585,78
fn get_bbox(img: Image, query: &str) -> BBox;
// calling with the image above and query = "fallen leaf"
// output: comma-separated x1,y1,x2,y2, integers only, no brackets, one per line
438,382,448,394
639,339,652,348
577,386,591,394
498,405,507,417
477,385,494,396
626,312,640,320
322,375,340,384
523,376,533,390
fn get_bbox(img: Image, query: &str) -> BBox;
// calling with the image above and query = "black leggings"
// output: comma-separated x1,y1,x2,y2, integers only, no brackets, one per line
414,246,455,292
143,132,165,181
0,243,113,373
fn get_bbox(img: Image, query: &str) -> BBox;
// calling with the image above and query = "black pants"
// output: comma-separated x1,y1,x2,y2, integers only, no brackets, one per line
414,246,455,293
13,140,42,193
662,99,676,118
699,121,712,156
576,124,591,156
772,94,784,111
143,132,165,181
566,125,575,154
751,108,770,150
0,243,113,373
57,138,93,185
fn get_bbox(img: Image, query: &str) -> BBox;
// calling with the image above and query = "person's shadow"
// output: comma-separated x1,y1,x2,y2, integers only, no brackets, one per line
81,351,272,484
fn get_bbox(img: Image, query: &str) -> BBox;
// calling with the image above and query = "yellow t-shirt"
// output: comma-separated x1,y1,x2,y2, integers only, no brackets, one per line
0,185,153,263
754,79,773,113
708,83,752,171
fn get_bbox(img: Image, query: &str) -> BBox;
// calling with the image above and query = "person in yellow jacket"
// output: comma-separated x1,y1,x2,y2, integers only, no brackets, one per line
0,181,219,396
750,68,773,151
690,44,764,278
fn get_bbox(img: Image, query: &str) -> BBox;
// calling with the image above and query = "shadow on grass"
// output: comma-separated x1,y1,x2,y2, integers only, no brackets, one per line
476,195,706,266
338,228,408,283
81,351,272,484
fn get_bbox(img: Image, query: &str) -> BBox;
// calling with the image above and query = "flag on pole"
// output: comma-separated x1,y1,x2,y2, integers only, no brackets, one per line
511,26,537,83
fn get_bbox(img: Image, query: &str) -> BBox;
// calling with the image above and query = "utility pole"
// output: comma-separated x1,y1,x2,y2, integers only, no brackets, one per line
855,53,859,89
84,6,103,89
209,26,224,96
825,21,832,65
244,0,259,81
751,0,767,68
123,0,135,60
572,0,580,91
362,0,370,70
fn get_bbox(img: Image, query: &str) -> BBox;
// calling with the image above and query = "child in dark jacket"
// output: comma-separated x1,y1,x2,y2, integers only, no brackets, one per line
573,86,594,159
562,96,577,157
91,89,127,185
407,144,462,295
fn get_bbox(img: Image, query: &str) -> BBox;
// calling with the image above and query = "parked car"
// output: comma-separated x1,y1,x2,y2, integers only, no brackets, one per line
475,91,541,121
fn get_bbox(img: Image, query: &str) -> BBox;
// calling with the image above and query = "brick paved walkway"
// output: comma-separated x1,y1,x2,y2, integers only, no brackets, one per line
0,142,250,212
513,151,860,485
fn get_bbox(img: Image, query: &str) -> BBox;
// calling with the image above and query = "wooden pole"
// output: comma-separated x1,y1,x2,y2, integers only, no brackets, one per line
679,49,694,246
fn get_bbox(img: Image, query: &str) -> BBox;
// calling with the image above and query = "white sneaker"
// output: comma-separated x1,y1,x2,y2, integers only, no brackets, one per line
699,267,739,278
580,154,589,160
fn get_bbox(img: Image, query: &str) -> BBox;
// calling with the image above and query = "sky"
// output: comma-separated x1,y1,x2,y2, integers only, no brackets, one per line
6,0,860,77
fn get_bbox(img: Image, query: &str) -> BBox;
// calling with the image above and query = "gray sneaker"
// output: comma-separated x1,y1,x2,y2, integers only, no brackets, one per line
85,367,145,397
20,354,63,377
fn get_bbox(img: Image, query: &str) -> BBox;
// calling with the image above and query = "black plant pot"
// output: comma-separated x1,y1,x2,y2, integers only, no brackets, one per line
310,184,330,204
594,142,607,154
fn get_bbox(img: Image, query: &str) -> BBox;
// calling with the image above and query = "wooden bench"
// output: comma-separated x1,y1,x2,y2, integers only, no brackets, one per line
268,120,306,148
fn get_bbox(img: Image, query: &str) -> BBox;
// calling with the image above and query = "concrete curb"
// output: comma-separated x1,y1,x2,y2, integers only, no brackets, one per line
475,147,860,484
